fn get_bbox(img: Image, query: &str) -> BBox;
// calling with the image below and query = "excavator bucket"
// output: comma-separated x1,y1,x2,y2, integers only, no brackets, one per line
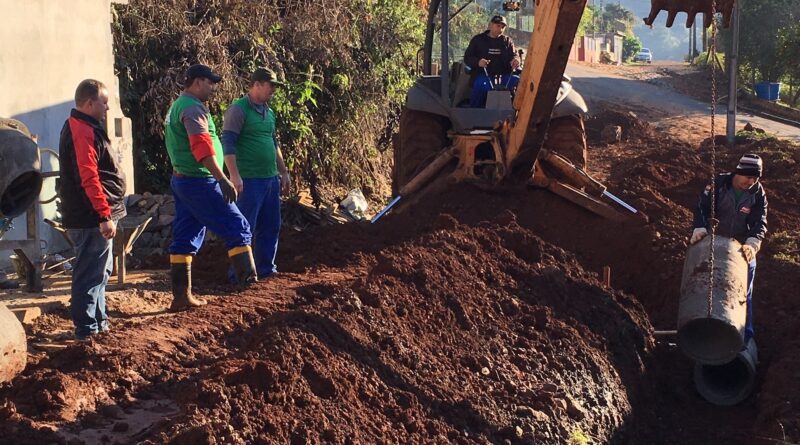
644,0,735,28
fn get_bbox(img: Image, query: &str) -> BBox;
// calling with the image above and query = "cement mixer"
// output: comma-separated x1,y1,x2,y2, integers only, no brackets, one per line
0,118,43,219
0,117,42,383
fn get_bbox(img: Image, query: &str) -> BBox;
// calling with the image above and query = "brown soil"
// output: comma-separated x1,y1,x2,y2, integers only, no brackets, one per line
2,105,799,444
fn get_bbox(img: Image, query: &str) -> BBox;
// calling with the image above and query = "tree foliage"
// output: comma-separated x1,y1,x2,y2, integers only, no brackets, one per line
577,5,596,36
622,35,643,62
112,0,424,195
777,22,800,104
719,0,800,83
583,3,637,36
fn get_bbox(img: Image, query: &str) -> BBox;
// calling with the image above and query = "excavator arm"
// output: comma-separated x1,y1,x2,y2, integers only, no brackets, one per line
502,0,734,170
503,0,587,170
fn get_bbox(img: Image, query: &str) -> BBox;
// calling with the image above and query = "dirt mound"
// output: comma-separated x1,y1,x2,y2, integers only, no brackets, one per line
0,217,653,444
3,105,799,444
585,107,656,143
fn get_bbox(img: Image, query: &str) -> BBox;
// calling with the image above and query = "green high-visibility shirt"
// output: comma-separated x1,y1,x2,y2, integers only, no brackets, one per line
223,96,278,179
164,93,224,177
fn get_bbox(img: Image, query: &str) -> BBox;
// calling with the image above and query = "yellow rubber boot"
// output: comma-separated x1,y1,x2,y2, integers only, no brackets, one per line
229,245,258,286
169,254,207,312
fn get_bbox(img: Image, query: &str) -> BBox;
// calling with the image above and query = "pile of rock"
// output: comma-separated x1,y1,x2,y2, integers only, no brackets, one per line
122,193,175,263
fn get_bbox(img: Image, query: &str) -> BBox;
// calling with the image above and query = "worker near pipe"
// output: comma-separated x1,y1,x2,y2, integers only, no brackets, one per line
690,153,768,342
221,68,290,281
58,79,127,340
164,64,257,311
463,15,521,108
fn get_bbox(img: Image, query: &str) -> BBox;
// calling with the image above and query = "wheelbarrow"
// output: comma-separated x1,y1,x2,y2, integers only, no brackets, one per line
112,216,152,285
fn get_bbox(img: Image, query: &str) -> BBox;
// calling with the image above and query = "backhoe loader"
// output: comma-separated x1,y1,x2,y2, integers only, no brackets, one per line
386,0,734,221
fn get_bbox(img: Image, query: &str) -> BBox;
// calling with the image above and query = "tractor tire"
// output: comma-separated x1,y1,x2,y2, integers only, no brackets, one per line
545,115,588,170
393,108,449,195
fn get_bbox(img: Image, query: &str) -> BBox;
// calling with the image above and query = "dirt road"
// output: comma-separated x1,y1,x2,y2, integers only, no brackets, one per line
566,62,800,144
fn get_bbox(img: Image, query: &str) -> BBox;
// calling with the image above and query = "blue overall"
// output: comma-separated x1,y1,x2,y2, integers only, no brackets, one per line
169,175,251,255
228,176,281,281
469,73,520,108
745,259,756,343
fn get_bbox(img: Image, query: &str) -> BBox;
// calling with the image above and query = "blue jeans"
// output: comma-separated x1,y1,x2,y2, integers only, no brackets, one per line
68,227,113,339
169,175,252,255
229,176,281,281
745,259,756,342
469,73,520,108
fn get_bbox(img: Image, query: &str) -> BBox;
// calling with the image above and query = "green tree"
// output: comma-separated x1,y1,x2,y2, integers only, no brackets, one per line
112,0,424,195
720,0,800,82
623,34,643,62
600,3,637,35
777,22,800,104
584,3,637,35
577,5,596,36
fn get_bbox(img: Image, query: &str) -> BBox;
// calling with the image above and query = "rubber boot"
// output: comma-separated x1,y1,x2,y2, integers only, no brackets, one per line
229,246,257,286
169,255,207,312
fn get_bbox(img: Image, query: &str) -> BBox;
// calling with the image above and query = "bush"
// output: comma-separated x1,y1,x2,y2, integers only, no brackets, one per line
622,35,642,62
112,0,424,196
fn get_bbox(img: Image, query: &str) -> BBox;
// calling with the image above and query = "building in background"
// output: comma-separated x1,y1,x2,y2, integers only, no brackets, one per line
0,0,134,270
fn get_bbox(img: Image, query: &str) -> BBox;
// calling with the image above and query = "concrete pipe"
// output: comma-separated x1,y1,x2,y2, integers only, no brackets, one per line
678,236,748,365
0,118,43,219
694,338,757,406
0,304,27,383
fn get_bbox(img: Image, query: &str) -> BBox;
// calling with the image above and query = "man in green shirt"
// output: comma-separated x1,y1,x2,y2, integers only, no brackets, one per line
222,68,290,280
165,64,257,311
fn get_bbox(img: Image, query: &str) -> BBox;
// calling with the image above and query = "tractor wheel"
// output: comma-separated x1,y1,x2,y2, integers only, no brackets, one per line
545,115,588,170
393,108,449,195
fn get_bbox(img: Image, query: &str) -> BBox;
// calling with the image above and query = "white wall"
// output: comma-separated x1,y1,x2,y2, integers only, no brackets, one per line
0,0,133,269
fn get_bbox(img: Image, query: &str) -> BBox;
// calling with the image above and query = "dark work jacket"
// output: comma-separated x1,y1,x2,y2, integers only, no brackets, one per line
463,31,517,78
693,173,768,242
58,109,126,229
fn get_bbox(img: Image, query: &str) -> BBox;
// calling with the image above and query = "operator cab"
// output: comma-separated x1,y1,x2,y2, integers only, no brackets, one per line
406,0,585,132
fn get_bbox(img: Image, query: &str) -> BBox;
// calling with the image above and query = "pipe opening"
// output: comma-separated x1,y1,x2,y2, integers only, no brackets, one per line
678,317,742,365
0,171,43,218
694,353,755,406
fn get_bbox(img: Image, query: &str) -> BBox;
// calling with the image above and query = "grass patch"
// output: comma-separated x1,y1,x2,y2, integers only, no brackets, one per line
568,429,591,445
735,129,779,142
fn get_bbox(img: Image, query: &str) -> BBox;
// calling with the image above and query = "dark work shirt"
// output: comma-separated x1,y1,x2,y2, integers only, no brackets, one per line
464,31,518,77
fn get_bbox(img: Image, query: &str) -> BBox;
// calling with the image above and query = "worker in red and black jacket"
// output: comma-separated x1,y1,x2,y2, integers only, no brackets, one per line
690,153,768,343
58,79,126,341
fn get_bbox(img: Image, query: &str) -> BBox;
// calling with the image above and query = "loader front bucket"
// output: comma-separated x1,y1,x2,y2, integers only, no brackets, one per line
644,0,734,28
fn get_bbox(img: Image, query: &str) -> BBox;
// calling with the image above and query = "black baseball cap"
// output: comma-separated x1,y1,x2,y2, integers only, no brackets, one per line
250,68,286,86
185,64,222,84
491,15,508,26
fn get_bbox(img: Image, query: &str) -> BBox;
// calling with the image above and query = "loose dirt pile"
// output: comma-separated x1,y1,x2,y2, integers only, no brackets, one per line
1,215,654,444
1,106,798,444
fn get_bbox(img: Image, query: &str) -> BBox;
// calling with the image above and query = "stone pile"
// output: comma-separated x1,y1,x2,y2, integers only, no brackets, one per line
122,193,176,262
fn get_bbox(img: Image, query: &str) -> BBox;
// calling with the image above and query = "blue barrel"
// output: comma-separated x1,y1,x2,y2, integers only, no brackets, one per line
753,82,781,101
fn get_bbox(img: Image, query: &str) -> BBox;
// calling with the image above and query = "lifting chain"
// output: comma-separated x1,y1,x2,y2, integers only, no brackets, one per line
707,0,719,317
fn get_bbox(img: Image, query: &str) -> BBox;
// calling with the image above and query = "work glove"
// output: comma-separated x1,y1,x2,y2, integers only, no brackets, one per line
219,177,238,204
689,228,708,245
741,237,761,263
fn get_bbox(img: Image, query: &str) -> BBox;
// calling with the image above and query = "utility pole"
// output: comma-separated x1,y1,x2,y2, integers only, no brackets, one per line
702,13,708,52
726,0,741,145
